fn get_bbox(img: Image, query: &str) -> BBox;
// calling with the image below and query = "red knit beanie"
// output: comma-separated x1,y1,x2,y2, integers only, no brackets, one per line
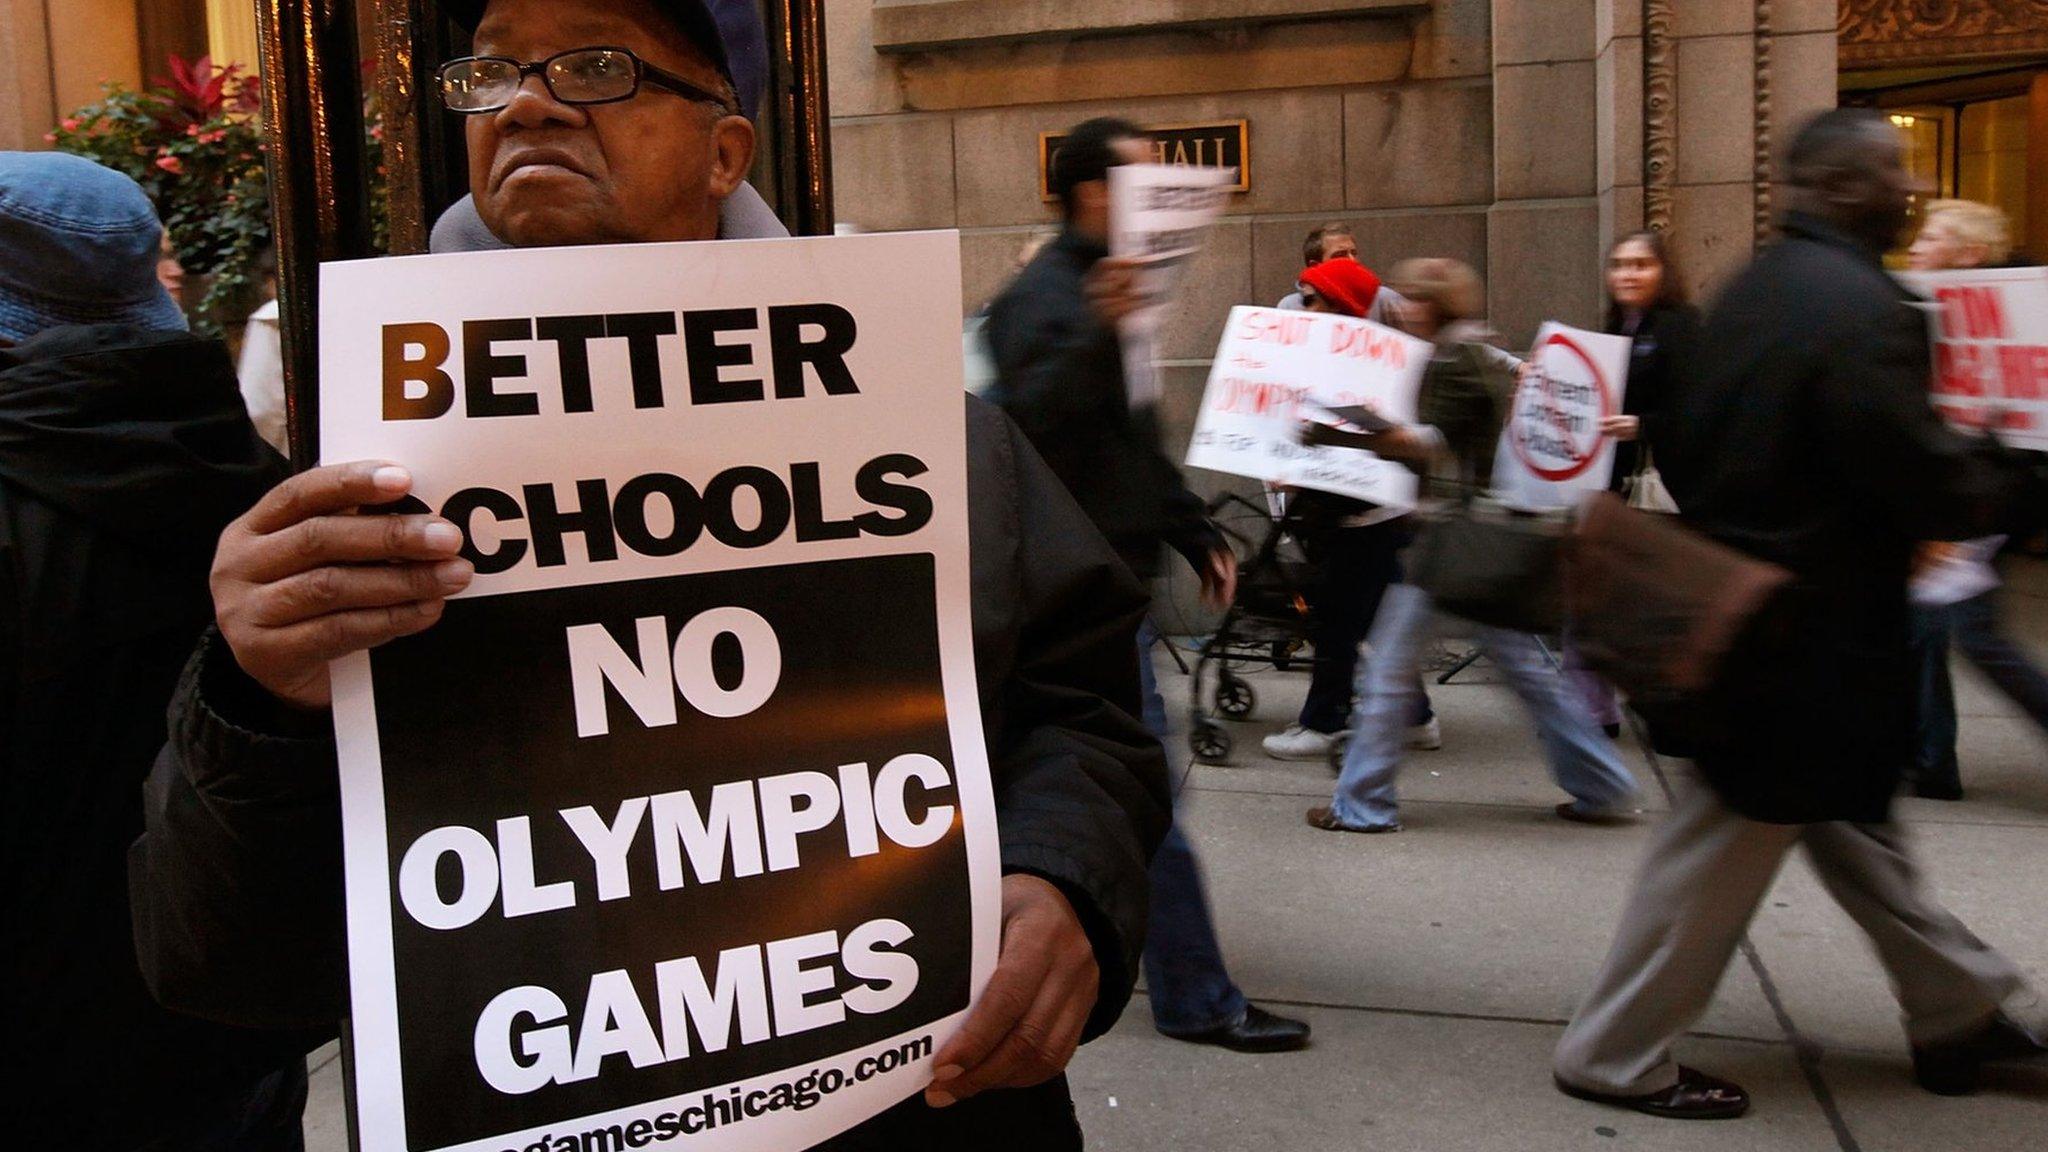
1299,258,1382,318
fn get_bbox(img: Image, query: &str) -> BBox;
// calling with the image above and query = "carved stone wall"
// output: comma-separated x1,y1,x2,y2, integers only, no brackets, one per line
1840,0,2048,64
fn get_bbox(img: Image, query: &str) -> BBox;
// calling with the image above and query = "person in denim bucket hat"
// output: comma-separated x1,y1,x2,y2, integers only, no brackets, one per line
2,153,297,1145
0,151,186,343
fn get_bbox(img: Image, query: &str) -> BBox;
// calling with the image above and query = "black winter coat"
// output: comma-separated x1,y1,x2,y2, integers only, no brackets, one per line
1605,300,1702,491
984,229,1222,580
1661,214,2046,824
0,326,297,1146
127,397,1169,1149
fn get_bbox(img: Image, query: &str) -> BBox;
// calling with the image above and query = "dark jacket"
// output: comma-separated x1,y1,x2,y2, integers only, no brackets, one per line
127,397,1169,1148
0,326,297,1146
984,229,1222,580
1661,213,2046,824
1419,327,1511,500
1604,300,1702,491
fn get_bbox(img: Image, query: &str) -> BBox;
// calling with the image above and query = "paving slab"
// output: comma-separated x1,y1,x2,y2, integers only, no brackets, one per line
1161,784,1783,1043
1068,1004,1837,1152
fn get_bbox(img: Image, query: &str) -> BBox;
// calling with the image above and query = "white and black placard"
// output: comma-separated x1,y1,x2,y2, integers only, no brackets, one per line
1490,322,1632,509
319,232,996,1152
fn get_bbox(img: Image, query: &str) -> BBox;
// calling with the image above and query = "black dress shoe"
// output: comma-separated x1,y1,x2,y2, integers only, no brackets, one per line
1162,1005,1311,1053
1912,778,1965,802
1913,1014,2048,1095
1555,1066,1750,1120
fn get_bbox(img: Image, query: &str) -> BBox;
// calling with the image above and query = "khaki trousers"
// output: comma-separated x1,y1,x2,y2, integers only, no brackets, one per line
1555,775,2044,1095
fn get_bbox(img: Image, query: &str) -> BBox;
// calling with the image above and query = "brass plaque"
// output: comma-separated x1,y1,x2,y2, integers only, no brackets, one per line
1038,120,1251,201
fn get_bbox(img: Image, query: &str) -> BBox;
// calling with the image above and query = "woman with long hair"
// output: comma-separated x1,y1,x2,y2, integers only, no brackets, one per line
1566,231,1705,736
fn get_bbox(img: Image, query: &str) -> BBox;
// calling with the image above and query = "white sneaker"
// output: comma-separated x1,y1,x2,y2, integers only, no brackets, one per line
1407,717,1443,751
1262,725,1341,761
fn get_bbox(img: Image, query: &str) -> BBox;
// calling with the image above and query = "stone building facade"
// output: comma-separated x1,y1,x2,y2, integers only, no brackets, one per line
826,0,1842,359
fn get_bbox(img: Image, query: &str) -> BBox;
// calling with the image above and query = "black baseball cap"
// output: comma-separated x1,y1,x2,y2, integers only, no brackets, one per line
441,0,736,96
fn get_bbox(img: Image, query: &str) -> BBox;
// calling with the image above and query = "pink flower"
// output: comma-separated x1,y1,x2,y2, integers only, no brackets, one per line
61,118,79,131
187,123,201,137
42,132,57,143
155,154,184,175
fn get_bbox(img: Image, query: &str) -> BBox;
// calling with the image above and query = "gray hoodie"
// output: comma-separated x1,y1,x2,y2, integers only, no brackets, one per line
427,180,790,253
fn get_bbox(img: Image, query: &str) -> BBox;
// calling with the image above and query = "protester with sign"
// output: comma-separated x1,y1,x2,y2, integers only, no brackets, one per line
1555,110,2048,1122
1303,259,1639,835
1600,230,1700,495
1562,232,1705,737
1901,199,2048,800
985,116,1311,1056
129,4,1173,1149
0,153,304,1148
1261,257,1441,761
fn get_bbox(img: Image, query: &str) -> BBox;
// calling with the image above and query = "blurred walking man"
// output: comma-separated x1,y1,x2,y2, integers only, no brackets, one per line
1553,109,2048,1120
986,117,1311,1055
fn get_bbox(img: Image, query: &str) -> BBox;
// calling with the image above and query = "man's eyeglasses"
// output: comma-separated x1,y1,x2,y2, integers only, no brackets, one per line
439,47,734,115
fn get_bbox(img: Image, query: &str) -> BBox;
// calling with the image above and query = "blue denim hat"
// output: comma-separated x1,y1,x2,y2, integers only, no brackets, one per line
0,152,187,343
441,0,768,123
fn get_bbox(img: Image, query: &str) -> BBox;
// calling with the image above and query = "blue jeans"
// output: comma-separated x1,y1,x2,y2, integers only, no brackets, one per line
1328,585,1639,829
1136,622,1248,1034
1911,603,1960,785
1298,520,1433,732
1915,591,2048,788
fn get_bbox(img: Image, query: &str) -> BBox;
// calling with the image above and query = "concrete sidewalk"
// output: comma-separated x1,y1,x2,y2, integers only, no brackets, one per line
304,568,2048,1150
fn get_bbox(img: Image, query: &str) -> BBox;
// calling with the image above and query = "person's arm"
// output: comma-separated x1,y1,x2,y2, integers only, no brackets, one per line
128,632,348,1031
1636,305,1701,455
130,460,469,1026
1815,303,2043,540
1157,463,1227,576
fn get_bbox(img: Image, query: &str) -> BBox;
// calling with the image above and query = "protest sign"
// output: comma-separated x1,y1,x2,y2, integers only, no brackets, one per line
1108,163,1236,403
1900,267,2048,452
319,232,996,1152
1491,323,1631,509
1185,306,1430,508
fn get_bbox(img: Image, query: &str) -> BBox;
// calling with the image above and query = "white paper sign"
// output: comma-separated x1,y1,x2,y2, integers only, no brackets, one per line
319,232,997,1152
1900,267,2048,452
1108,163,1236,403
1491,322,1632,509
1185,306,1430,507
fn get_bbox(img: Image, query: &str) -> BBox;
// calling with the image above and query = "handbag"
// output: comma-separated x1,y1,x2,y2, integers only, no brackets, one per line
1625,447,1679,514
1408,498,1570,634
1565,493,1792,703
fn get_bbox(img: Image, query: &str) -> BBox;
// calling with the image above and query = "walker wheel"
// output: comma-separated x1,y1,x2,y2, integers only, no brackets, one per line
1190,722,1233,764
1213,675,1256,720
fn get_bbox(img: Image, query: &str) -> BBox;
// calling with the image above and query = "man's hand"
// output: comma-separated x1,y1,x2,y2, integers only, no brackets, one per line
1599,415,1641,442
211,462,474,710
1296,420,1345,449
1084,257,1145,327
925,875,1099,1109
1199,546,1238,611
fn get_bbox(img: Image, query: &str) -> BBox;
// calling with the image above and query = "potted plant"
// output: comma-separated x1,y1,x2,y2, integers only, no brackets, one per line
47,55,273,338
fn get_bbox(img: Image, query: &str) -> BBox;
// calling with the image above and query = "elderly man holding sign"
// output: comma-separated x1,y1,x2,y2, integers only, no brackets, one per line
128,3,1169,1150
